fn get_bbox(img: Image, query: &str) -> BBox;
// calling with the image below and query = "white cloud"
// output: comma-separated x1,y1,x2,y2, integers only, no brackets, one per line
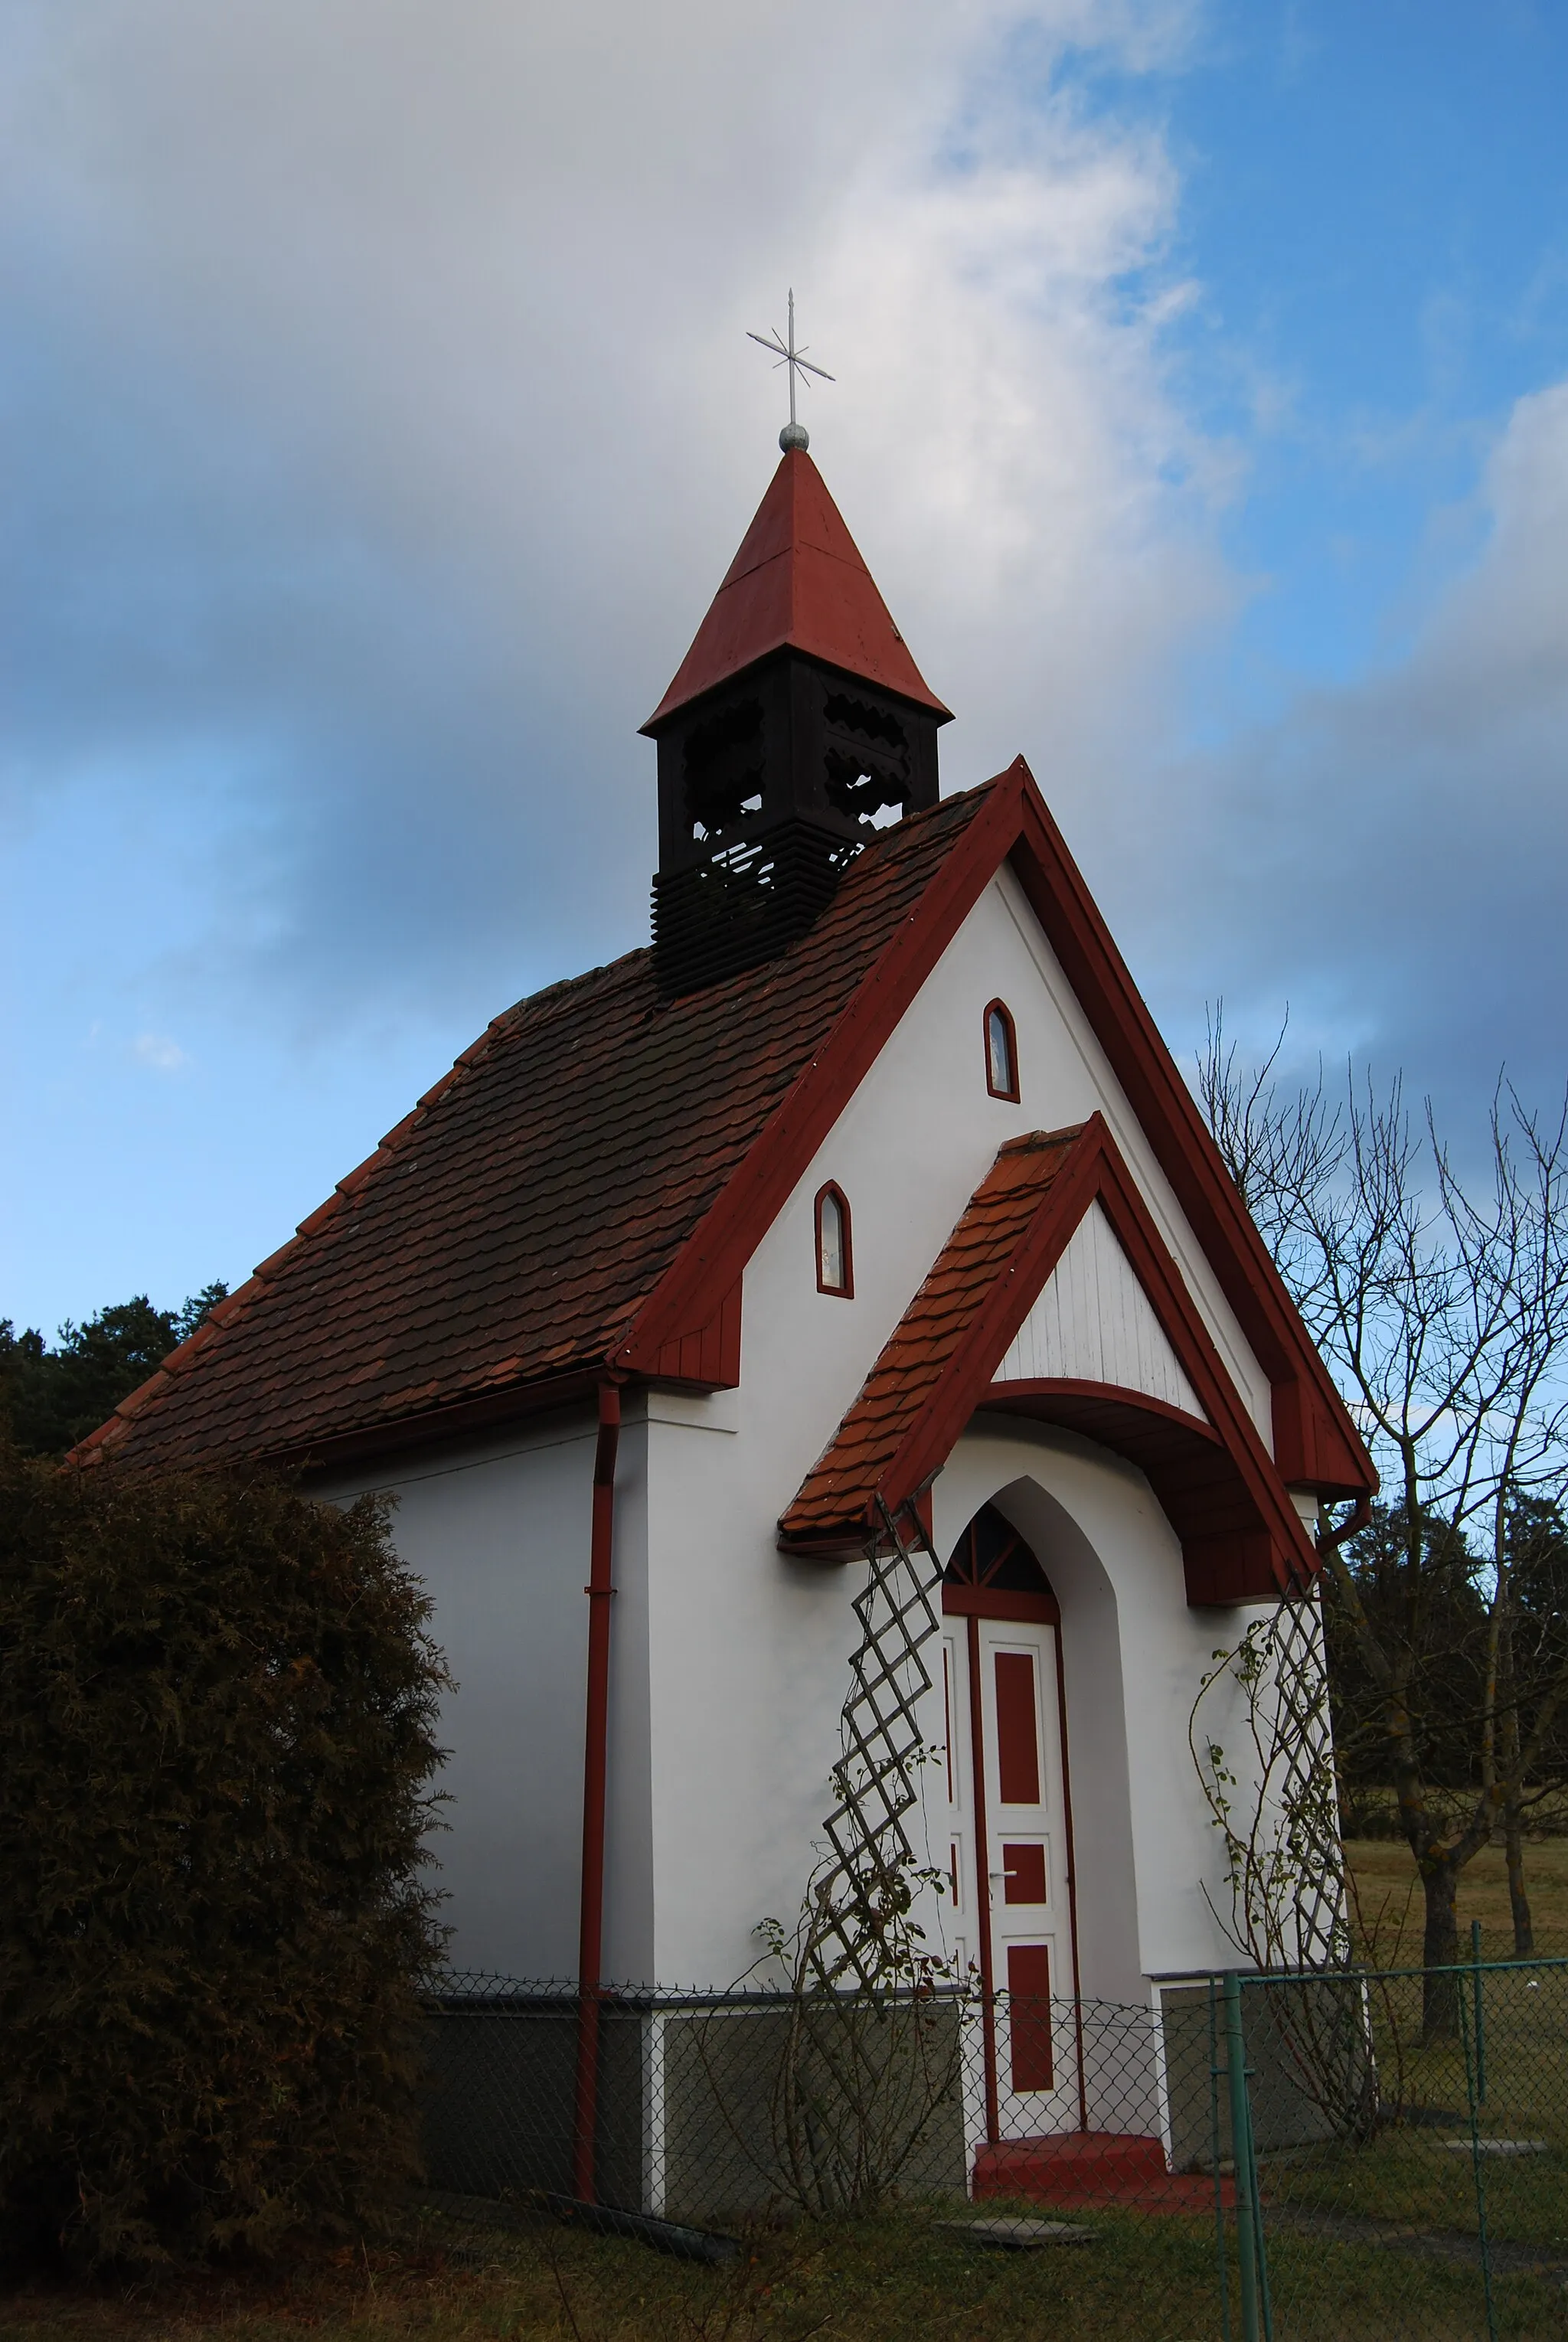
132,1033,190,1074
2,0,1234,1021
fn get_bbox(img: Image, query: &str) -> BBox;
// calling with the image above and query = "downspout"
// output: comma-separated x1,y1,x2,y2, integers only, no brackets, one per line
573,1377,622,2203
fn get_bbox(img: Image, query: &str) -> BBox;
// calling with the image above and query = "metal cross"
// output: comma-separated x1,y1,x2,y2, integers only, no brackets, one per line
749,289,835,451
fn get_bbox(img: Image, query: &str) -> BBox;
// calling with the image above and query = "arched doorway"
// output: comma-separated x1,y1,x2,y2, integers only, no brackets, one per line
939,1503,1082,2139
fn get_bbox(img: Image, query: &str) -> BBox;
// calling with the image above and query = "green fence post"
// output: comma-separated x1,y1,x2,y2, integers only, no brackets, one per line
1244,1989,1273,2342
1209,1979,1233,2342
1223,1973,1262,2342
1459,1965,1498,2342
1471,1919,1487,2105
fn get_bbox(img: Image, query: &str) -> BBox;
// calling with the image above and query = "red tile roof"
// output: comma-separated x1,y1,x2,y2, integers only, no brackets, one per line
643,450,951,729
779,1130,1083,1546
77,786,994,1473
77,752,1374,1524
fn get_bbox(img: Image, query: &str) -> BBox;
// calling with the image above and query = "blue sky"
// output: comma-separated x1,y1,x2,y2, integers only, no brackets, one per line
5,0,1568,1334
1171,4,1568,683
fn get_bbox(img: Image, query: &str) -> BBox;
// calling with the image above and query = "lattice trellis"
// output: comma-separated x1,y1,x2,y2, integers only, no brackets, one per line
805,1497,947,1994
1191,1576,1352,1974
807,1503,1353,1978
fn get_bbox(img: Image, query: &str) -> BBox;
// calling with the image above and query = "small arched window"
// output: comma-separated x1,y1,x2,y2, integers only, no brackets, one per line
984,1000,1019,1101
815,1182,854,1297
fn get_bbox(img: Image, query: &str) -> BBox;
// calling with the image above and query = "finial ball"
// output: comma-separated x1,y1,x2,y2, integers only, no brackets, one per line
779,421,809,453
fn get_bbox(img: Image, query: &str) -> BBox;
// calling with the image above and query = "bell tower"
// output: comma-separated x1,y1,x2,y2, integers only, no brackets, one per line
642,440,951,995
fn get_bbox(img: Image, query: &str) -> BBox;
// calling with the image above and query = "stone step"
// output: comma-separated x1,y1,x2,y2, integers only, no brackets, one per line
974,2132,1234,2213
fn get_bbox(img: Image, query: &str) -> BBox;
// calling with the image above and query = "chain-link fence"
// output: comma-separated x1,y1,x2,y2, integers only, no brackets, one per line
1230,1955,1568,2340
421,1958,1568,2338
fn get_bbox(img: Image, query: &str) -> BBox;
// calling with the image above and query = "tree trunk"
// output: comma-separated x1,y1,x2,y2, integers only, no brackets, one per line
1504,1805,1535,1955
1420,1856,1462,2039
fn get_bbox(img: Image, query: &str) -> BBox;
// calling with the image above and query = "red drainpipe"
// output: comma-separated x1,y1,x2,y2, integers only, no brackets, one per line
572,1377,622,2203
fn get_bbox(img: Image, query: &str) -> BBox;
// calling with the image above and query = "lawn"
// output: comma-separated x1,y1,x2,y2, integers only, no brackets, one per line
0,2205,1229,2342
1347,1836,1568,1964
5,2194,1568,2342
7,1850,1566,2342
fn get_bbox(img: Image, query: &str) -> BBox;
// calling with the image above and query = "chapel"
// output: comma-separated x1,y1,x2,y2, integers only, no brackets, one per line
81,414,1374,2190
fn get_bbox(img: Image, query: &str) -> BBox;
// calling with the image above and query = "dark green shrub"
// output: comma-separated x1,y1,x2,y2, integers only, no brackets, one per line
0,1449,449,2272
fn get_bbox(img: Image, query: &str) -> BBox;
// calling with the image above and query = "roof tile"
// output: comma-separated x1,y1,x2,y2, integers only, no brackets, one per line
779,1128,1083,1543
87,786,993,1471
644,451,950,727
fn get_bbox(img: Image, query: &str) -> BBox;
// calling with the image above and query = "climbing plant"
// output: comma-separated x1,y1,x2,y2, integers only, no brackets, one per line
735,1498,969,2212
1190,1586,1384,2136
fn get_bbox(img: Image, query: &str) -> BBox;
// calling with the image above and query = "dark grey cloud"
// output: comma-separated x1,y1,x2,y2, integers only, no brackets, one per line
2,0,1225,1036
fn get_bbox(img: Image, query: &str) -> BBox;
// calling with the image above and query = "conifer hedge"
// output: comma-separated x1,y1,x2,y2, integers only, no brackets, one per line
0,1450,449,2272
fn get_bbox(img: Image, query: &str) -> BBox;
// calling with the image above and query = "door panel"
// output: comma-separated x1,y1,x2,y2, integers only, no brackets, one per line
1001,1843,1047,1903
993,1650,1041,1803
1004,1944,1054,2089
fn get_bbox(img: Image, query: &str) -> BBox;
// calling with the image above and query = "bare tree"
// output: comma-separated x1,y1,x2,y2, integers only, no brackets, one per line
1198,1012,1568,2025
1491,1498,1568,1952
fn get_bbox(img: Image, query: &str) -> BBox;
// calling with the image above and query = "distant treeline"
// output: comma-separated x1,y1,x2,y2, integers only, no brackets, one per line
0,1285,227,1458
1326,1498,1568,1817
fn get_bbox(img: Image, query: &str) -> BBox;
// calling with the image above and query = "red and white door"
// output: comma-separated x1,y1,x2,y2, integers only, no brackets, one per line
938,1508,1080,2138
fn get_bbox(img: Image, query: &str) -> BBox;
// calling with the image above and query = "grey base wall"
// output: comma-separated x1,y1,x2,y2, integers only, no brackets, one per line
420,2001,969,2223
1159,1979,1362,2171
423,1984,1364,2221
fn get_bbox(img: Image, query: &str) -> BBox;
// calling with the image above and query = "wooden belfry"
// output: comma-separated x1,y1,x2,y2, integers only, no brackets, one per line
642,303,952,993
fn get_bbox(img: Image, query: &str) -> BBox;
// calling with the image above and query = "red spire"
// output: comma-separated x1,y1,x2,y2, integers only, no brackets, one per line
642,449,951,732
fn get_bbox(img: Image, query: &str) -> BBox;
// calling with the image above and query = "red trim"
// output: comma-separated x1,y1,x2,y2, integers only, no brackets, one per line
965,1613,1001,2145
942,1584,1059,1624
614,776,1025,1371
985,1377,1220,1442
650,1276,743,1386
983,999,1020,1102
573,1378,622,2203
283,1371,606,1475
814,1181,854,1298
1051,1618,1088,2128
869,1117,1319,1603
1004,779,1370,1498
642,449,952,730
615,760,1372,1501
982,1381,1277,1601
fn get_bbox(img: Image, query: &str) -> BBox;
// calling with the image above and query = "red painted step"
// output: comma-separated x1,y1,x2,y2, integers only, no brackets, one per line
973,2132,1234,2214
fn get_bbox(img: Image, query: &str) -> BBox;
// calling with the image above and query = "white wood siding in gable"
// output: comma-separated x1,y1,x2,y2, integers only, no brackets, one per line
995,1202,1207,1420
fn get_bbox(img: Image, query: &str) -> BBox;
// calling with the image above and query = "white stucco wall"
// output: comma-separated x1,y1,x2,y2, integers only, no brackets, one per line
316,1406,654,1985
627,868,1279,1988
311,863,1286,1997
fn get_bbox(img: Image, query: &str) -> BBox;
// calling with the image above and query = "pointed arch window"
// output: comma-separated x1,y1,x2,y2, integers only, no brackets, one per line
815,1182,854,1297
943,1502,1060,1622
985,1000,1020,1101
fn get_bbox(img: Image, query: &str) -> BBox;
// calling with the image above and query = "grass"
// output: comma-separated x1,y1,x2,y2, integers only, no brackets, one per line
1259,2229,1568,2340
1267,2131,1568,2246
1246,1942,1568,2243
1346,1836,1568,1964
4,2195,1567,2342
0,2205,1226,2342
7,1850,1566,2341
